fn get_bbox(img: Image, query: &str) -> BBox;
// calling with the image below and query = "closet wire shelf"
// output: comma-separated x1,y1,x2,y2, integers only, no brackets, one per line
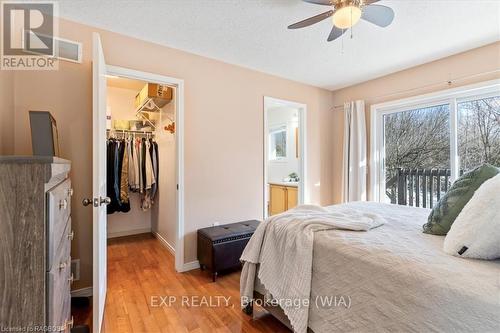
107,129,155,138
135,98,175,132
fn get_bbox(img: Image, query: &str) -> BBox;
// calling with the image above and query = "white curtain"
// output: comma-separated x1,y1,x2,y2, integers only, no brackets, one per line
342,100,367,202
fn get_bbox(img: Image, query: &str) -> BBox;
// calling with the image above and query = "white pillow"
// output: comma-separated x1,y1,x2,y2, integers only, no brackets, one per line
443,173,500,259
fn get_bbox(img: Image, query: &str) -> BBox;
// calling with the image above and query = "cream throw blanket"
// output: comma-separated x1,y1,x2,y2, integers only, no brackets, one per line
240,204,386,333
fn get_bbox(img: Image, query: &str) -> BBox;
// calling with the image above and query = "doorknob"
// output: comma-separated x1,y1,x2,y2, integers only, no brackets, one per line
82,197,111,207
100,197,111,206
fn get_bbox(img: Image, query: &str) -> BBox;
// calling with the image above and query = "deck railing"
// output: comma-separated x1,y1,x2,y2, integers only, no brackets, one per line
386,168,461,208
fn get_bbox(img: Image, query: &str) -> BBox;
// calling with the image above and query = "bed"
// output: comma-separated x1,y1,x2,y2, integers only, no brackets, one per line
241,202,500,333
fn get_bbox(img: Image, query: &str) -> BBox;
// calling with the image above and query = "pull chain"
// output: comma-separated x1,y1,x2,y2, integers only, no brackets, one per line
341,28,344,54
350,6,354,39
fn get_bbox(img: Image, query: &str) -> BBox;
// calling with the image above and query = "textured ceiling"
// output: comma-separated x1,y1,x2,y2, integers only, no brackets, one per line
58,0,500,90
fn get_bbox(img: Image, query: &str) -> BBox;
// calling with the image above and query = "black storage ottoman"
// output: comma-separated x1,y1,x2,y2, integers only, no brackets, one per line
197,220,259,282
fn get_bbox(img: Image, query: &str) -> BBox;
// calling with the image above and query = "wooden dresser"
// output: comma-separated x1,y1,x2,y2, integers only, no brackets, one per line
0,156,73,332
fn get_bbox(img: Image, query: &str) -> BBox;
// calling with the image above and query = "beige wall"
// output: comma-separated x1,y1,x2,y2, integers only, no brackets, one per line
6,18,495,291
152,97,177,249
6,19,334,289
12,58,93,290
0,71,14,155
330,42,500,203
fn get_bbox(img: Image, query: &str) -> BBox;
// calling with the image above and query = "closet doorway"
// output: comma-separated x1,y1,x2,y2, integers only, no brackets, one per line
103,65,185,269
91,33,185,333
263,96,307,219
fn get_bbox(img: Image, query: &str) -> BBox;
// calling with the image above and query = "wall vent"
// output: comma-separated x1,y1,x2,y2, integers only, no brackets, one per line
55,37,82,63
21,29,82,63
71,259,80,281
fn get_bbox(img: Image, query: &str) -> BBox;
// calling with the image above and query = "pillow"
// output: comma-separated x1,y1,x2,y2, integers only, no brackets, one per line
423,164,499,235
443,173,500,259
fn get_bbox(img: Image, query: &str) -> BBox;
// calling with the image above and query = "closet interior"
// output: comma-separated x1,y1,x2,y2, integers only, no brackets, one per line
106,75,177,254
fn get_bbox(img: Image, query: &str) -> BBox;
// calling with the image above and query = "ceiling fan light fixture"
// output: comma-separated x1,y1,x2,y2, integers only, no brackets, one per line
332,5,362,29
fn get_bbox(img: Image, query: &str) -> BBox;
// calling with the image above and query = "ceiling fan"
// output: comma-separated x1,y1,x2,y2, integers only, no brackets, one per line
288,0,395,42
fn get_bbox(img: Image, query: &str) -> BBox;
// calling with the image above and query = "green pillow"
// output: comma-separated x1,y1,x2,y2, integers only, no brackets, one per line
423,164,499,235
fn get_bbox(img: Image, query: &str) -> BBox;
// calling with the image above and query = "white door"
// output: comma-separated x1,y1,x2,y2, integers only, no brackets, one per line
92,32,108,333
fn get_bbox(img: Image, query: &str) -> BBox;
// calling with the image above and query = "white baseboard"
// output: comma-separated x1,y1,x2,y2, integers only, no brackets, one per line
107,228,152,239
152,232,198,272
152,231,175,255
71,286,93,298
181,260,200,272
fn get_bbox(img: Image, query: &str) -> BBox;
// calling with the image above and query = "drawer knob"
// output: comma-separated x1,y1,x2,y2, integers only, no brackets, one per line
59,199,68,210
68,273,74,284
68,230,74,241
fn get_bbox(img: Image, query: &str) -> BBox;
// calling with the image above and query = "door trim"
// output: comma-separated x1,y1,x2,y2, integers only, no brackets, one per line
263,96,307,219
105,65,186,273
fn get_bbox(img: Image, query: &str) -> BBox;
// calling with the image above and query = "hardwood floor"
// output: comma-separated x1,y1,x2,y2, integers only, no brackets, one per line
97,234,289,333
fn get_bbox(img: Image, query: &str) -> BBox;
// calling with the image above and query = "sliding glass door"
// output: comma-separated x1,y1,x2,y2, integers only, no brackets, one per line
372,81,500,207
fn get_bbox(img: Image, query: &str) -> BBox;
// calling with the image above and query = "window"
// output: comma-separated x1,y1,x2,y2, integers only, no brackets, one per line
383,104,450,206
458,96,500,170
269,126,287,160
371,81,500,207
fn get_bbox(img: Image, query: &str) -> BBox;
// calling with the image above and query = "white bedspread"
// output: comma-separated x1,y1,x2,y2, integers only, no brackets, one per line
240,204,385,333
242,202,500,333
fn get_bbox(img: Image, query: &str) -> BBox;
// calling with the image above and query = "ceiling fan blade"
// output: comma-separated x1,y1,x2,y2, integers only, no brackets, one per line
303,0,333,5
361,4,395,27
288,10,333,29
327,26,347,42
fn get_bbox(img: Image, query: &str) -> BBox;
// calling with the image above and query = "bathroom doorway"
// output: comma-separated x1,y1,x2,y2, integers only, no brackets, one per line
263,96,307,218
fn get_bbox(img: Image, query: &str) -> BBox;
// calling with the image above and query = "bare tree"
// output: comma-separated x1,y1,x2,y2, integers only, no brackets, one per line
384,105,450,202
382,96,500,204
384,105,450,170
459,97,500,169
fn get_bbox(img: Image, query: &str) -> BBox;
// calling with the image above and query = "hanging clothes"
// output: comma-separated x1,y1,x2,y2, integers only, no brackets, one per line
145,139,155,189
134,138,141,191
127,138,136,191
141,139,151,210
113,140,123,206
120,142,130,212
106,134,158,214
136,138,143,192
106,139,118,214
150,140,159,203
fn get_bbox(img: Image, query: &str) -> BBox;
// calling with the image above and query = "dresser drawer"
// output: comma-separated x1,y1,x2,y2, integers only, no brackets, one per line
47,222,71,331
47,277,71,332
47,178,72,270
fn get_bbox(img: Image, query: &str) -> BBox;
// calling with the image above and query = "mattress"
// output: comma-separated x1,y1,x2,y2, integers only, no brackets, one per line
254,202,500,333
